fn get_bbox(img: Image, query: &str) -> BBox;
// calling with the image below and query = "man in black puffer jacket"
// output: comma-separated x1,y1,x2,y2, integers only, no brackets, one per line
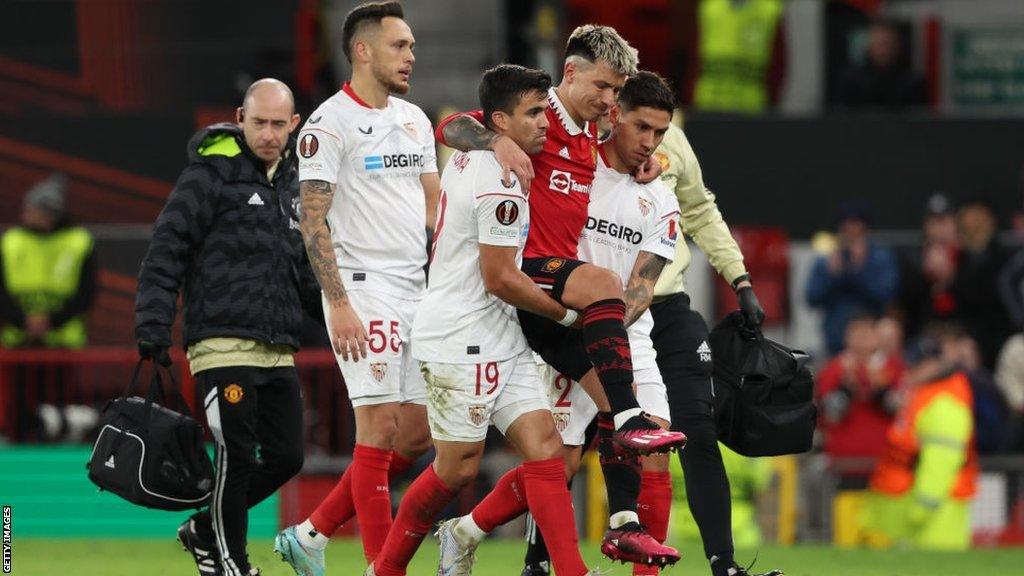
135,78,320,576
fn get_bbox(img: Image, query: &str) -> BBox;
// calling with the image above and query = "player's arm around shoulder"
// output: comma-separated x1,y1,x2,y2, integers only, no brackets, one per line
438,110,534,190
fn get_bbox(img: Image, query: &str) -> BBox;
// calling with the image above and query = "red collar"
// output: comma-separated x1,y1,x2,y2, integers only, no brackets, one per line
342,82,373,109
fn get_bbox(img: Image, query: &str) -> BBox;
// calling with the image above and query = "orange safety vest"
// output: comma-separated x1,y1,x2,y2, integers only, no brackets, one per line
870,372,978,500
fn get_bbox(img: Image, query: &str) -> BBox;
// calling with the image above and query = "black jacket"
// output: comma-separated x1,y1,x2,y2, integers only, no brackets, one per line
135,123,321,350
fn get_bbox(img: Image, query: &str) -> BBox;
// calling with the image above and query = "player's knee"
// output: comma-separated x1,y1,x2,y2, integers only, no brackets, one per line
521,427,565,464
436,456,480,491
359,418,399,448
398,426,433,458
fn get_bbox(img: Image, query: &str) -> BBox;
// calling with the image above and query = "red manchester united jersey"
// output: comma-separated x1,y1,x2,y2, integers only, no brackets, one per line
435,88,598,259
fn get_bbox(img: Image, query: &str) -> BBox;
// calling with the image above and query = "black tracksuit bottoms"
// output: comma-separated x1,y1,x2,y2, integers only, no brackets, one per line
193,365,304,575
649,292,734,562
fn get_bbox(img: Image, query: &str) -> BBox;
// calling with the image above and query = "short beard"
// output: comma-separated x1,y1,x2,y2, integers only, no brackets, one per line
372,63,409,95
384,80,408,95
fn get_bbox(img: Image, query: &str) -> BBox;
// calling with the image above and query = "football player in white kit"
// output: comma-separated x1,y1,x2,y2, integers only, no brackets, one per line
441,72,685,575
363,64,598,576
275,3,438,575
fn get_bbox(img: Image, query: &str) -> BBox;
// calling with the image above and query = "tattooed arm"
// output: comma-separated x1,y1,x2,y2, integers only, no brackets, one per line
623,251,668,327
299,179,368,361
441,114,534,189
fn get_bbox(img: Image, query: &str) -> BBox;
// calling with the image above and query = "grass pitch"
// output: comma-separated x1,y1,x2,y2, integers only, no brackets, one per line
11,537,1024,575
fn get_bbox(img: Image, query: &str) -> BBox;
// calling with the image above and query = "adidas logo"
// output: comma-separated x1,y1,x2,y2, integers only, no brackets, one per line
698,341,712,362
105,455,116,468
558,146,570,159
247,193,264,206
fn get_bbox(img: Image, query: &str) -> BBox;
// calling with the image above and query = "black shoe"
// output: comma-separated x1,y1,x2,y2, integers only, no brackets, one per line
177,518,222,576
731,563,783,576
521,562,550,575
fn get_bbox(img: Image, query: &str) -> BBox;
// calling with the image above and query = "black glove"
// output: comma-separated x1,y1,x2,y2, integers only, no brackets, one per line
736,286,765,328
138,340,172,367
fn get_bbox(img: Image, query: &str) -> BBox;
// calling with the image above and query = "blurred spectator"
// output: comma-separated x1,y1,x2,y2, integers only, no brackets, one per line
933,322,1011,454
669,442,772,549
1000,249,1024,331
995,331,1024,451
875,316,906,373
893,193,959,340
684,0,787,114
951,200,1014,369
806,201,899,355
839,20,926,109
863,336,978,551
0,173,96,349
816,313,902,481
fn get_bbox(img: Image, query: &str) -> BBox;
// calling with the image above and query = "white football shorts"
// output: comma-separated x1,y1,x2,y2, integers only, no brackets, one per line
420,349,549,442
322,290,426,407
540,350,670,446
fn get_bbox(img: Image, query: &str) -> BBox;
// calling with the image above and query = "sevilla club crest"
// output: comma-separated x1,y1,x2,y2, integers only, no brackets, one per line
370,362,388,383
553,412,570,433
468,405,487,426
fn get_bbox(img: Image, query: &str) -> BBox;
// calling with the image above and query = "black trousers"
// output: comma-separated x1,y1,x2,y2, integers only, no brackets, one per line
195,365,304,575
649,293,733,561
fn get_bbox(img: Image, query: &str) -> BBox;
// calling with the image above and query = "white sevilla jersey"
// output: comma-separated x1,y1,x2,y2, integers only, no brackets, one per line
581,146,681,357
297,84,438,298
412,151,530,364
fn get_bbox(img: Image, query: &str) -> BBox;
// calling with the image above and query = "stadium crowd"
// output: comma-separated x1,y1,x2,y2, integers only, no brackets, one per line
807,194,1024,460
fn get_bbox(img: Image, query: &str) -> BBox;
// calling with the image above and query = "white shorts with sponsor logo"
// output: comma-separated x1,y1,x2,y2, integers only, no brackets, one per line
322,290,426,407
421,350,550,442
539,348,670,446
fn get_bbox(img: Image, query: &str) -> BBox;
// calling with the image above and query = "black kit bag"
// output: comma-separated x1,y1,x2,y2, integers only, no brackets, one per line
709,311,817,457
87,358,213,511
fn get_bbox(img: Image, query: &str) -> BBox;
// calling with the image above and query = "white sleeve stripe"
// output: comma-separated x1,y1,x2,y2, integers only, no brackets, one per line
300,127,341,140
475,192,526,201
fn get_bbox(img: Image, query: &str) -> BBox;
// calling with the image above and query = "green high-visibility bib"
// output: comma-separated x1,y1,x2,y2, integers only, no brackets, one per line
1,226,92,348
695,0,783,113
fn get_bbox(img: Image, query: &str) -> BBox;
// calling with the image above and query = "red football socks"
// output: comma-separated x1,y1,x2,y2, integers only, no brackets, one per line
634,470,673,576
471,465,529,532
522,458,589,576
374,465,455,576
310,450,414,536
348,444,394,563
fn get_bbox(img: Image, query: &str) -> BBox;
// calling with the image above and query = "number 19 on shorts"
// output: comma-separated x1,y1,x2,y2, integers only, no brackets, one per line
475,362,499,396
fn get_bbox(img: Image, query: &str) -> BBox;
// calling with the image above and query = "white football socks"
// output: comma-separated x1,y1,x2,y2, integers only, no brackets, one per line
296,519,330,550
454,515,487,546
609,510,640,529
613,408,643,430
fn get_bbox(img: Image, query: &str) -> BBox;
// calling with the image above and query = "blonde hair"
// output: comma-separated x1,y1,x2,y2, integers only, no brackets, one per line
564,24,639,76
